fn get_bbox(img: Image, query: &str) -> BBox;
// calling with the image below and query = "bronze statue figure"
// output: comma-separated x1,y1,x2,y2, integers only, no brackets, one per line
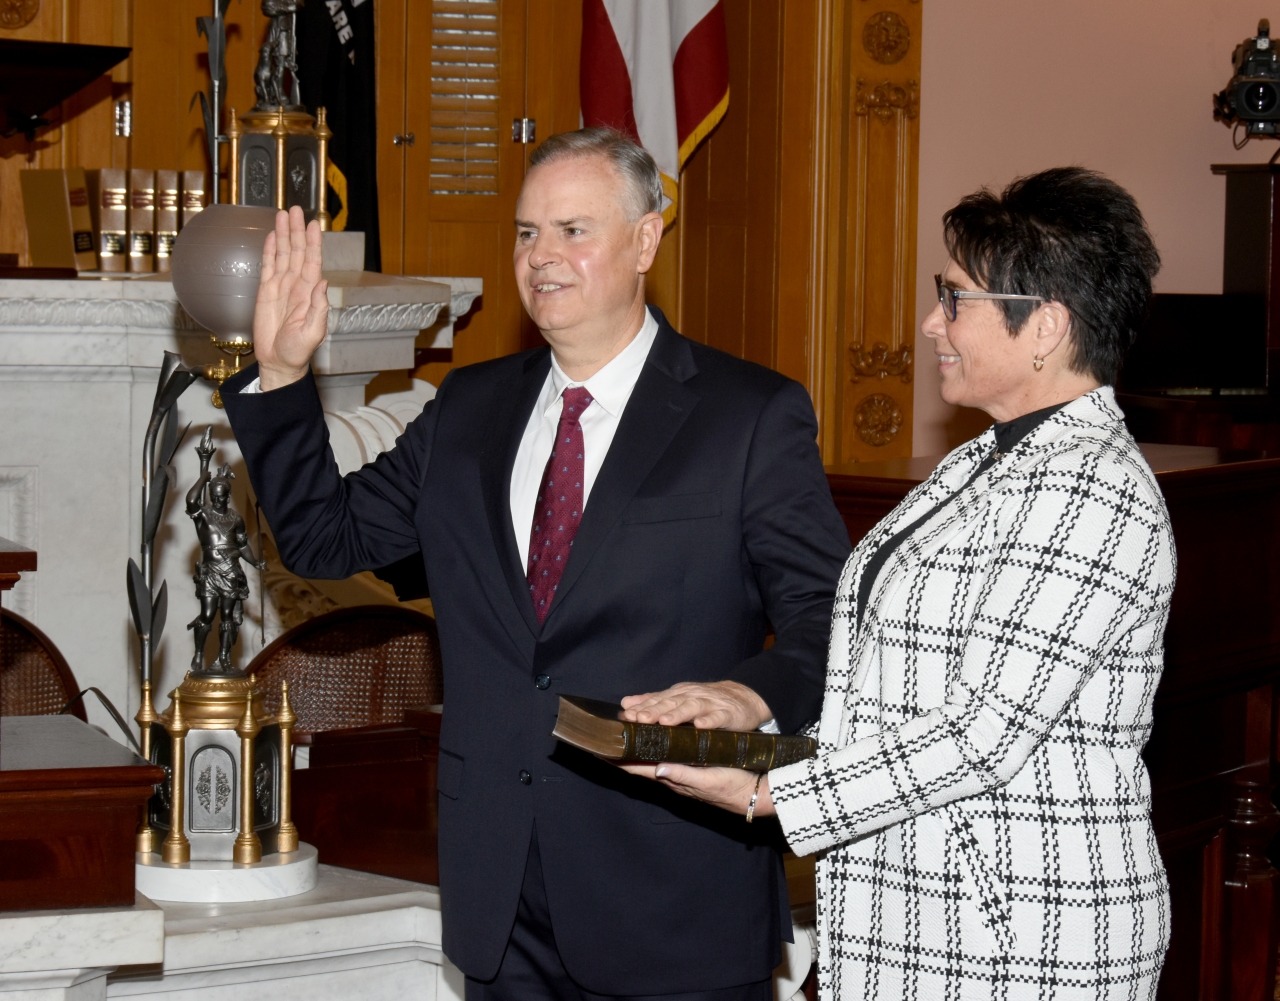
253,0,302,111
186,428,265,675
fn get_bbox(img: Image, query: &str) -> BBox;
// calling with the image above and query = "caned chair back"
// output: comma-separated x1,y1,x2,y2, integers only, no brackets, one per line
0,608,86,721
247,605,442,738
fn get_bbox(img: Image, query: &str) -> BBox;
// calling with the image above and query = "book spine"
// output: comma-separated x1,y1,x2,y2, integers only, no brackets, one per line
96,168,127,273
621,722,816,772
65,168,96,272
155,170,179,274
181,170,206,228
128,169,155,273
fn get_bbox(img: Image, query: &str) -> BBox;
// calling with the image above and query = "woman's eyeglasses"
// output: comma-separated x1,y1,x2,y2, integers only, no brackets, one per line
934,274,1044,322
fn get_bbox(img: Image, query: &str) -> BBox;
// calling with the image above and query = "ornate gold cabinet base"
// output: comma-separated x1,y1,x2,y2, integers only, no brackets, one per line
141,672,295,867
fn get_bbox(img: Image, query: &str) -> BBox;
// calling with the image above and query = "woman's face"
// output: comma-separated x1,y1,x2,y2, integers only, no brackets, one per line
922,259,1042,420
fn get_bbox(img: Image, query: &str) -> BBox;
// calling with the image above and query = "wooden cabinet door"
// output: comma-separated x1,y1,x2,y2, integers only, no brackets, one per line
381,0,529,368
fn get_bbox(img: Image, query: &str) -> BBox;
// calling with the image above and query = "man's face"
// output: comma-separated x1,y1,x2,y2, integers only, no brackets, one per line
210,482,230,511
513,155,660,349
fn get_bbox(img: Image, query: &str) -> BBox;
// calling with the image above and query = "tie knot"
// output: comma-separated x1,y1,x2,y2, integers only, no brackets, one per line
560,387,593,421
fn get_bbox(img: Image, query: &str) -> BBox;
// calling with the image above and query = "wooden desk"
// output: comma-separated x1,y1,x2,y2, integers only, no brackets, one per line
0,715,164,910
0,535,35,594
827,444,1280,1001
292,706,441,886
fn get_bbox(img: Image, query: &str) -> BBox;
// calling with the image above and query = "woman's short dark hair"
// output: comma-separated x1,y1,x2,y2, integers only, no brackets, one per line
942,167,1160,386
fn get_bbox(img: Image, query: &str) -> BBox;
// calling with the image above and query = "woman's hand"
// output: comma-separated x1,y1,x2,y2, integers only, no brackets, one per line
620,762,775,819
254,206,329,391
620,681,771,730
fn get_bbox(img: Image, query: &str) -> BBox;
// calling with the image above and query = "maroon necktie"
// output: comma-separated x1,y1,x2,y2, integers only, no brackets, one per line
527,387,593,622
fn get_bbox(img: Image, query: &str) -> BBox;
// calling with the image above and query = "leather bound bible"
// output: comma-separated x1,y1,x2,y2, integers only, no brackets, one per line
553,695,817,772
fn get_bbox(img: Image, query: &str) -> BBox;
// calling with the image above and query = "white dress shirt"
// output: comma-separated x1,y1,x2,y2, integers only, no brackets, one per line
510,307,658,570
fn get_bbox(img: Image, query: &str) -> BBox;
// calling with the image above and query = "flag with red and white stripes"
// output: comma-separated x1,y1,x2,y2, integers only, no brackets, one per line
580,0,730,222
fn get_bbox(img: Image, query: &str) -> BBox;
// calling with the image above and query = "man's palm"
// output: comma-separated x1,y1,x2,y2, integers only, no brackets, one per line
254,206,329,390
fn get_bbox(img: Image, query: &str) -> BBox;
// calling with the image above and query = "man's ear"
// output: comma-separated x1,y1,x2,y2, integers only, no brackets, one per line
636,212,665,274
1034,301,1073,360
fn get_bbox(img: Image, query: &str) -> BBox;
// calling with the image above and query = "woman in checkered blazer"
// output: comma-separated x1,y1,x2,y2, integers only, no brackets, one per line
633,168,1175,999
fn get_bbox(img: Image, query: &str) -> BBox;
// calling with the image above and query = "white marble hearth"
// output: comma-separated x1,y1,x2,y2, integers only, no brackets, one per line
0,271,479,739
0,895,165,1001
107,865,463,1001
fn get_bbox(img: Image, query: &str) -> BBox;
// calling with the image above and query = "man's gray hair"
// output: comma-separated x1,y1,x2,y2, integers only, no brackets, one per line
528,127,664,219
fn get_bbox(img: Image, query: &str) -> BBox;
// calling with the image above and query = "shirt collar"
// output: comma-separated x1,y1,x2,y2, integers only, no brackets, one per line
546,307,659,418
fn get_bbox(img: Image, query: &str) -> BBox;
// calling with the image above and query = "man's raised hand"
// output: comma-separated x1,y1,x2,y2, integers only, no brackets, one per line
253,206,329,391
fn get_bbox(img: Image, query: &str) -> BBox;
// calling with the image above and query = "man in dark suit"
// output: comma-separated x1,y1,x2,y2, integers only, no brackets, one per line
223,128,850,1001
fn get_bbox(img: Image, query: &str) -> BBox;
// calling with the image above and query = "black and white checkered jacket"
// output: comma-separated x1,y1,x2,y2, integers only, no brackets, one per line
771,387,1175,1000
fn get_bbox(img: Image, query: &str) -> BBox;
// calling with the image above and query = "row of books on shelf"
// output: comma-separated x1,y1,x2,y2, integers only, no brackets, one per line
20,168,208,274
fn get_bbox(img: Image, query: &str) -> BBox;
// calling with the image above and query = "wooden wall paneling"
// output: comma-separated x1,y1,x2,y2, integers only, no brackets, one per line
829,0,921,464
376,0,408,275
404,0,527,387
774,0,822,397
674,0,783,371
0,0,131,264
518,0,581,351
131,0,270,189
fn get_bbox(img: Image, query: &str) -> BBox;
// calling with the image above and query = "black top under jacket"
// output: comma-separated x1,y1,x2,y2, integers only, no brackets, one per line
222,309,852,995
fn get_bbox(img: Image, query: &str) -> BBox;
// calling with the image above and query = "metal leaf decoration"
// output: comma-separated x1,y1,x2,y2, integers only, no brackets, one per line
143,466,170,546
155,366,200,417
151,581,168,648
154,351,184,406
191,91,217,181
160,411,191,470
127,558,151,638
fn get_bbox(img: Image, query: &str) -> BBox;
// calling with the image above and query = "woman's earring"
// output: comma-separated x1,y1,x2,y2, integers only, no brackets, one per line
1033,356,1045,372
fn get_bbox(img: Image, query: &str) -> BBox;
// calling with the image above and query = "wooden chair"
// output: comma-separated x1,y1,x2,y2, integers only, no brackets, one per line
246,605,444,885
0,608,86,721
246,604,443,740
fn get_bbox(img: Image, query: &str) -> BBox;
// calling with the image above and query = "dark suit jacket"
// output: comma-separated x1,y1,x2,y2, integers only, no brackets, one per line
222,312,851,994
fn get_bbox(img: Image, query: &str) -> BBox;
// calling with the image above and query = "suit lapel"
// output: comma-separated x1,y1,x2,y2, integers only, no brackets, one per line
481,348,550,638
541,321,699,631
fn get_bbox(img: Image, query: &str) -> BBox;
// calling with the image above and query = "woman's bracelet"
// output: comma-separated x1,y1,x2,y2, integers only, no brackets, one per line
745,773,764,823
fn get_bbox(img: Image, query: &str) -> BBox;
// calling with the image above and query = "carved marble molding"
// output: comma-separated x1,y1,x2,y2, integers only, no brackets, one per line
0,365,137,382
327,301,445,336
862,12,910,64
448,289,481,323
850,342,912,384
855,78,920,123
853,393,903,447
0,297,203,331
0,466,37,620
259,532,339,643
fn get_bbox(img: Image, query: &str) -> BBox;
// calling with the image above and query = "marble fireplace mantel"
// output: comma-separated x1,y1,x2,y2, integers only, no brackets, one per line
0,271,480,737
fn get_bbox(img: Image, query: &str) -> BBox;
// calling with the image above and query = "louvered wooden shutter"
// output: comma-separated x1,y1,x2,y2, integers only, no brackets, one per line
430,0,500,195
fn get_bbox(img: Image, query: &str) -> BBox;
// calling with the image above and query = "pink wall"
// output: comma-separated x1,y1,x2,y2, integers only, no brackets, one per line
913,0,1273,455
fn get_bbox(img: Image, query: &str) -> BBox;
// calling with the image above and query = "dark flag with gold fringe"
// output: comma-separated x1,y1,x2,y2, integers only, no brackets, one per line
296,0,380,271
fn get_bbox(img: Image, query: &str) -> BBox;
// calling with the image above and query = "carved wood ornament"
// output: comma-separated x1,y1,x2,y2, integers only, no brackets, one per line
854,394,904,446
0,0,38,29
855,78,920,122
850,342,912,384
862,12,910,65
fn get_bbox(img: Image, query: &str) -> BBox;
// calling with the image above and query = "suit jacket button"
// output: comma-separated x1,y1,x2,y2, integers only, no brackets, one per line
535,675,550,690
519,769,532,785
